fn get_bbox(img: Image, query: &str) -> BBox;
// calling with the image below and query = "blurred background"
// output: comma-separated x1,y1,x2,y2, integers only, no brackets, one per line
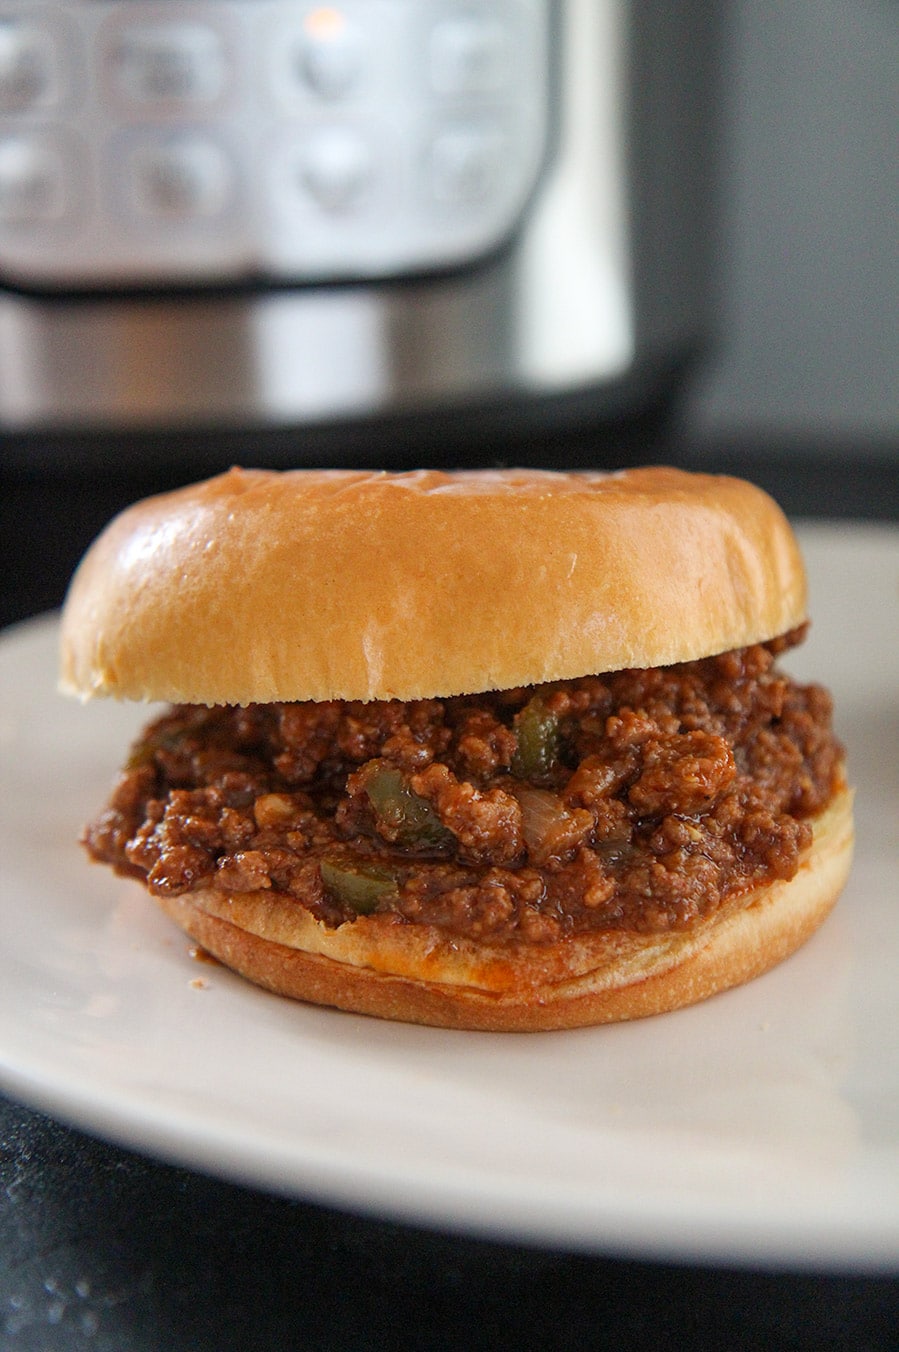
2,0,897,623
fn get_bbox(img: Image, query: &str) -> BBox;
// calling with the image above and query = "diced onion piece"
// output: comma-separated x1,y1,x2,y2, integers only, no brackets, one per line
516,785,592,866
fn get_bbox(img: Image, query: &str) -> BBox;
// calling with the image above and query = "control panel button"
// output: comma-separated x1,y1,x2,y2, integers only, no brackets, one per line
0,18,66,113
104,22,230,107
295,8,363,100
429,12,510,96
120,134,234,221
297,126,372,210
426,122,505,205
267,7,377,112
0,134,69,222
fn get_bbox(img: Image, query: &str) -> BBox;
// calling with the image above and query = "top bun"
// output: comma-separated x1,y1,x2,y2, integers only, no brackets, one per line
59,466,807,705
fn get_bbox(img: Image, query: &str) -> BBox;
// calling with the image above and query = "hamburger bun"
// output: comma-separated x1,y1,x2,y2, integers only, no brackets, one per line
60,465,807,706
61,467,852,1030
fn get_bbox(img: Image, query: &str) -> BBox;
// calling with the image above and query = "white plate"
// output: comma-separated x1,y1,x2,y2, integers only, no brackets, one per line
1,523,897,1271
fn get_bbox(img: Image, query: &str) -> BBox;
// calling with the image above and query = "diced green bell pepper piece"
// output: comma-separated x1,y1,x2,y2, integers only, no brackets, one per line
361,762,452,850
319,858,398,914
512,696,560,779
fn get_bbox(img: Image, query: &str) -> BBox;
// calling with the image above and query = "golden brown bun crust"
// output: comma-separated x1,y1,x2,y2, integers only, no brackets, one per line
152,788,853,1032
60,466,807,705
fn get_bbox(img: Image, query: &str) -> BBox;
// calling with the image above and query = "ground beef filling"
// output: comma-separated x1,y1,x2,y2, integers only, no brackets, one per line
84,628,844,945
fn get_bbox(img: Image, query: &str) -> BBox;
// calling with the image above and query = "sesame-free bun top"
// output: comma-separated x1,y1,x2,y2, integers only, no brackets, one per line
59,466,807,705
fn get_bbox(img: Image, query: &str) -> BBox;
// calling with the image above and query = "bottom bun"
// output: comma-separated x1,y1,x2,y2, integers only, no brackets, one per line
154,788,854,1032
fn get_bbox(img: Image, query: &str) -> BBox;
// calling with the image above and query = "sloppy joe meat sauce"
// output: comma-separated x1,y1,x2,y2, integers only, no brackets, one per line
84,628,844,945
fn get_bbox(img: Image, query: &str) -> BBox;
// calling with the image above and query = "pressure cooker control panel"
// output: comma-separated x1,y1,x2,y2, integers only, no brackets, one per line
0,1,551,288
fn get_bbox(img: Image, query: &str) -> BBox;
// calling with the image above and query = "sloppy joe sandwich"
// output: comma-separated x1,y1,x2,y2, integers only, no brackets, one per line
60,467,853,1030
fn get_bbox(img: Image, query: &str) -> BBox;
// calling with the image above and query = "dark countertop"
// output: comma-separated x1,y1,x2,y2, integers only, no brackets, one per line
1,442,897,1351
1,1095,897,1352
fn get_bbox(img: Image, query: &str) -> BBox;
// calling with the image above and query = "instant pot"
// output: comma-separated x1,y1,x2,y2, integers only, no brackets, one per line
0,0,715,458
